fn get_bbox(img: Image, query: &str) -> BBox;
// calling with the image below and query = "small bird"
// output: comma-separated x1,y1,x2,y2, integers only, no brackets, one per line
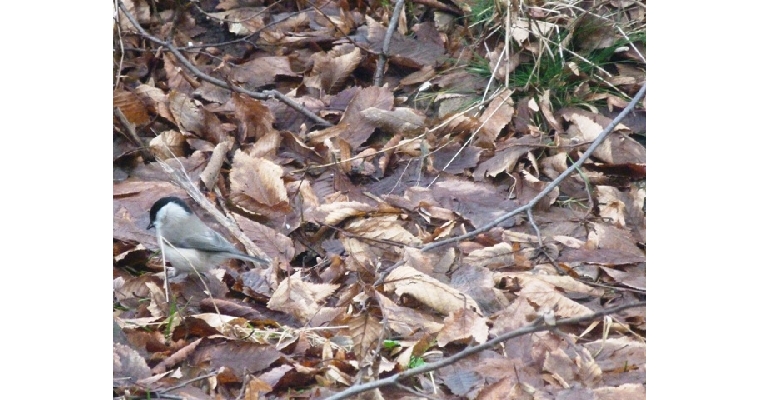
147,196,268,273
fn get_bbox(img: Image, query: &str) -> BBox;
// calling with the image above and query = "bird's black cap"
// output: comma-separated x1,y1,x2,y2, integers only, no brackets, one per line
148,196,191,229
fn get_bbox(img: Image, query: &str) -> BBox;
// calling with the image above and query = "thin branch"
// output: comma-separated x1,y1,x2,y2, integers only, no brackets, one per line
374,0,406,86
113,0,126,89
323,301,645,400
419,83,646,253
116,0,332,127
526,207,543,249
154,369,220,394
290,88,517,175
114,106,154,163
427,88,508,187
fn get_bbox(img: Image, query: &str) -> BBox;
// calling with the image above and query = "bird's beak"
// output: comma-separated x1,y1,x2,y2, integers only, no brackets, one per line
147,221,154,230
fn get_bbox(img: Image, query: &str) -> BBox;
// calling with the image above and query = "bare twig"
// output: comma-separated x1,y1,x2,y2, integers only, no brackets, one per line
113,0,126,89
291,88,513,175
418,83,646,253
116,1,332,127
374,0,406,86
323,301,645,400
114,106,154,162
154,369,220,394
584,280,646,295
427,88,508,187
526,207,543,249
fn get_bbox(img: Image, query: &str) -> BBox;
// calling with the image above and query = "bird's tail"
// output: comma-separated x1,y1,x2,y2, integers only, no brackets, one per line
231,252,269,265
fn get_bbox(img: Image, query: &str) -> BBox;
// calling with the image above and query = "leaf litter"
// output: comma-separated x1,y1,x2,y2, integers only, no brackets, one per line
114,0,645,398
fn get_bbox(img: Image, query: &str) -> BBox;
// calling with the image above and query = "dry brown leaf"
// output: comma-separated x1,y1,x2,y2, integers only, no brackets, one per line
543,344,602,389
362,17,445,68
436,112,481,135
114,89,150,126
517,273,603,297
189,339,284,380
267,271,340,323
437,308,489,346
429,178,519,228
440,365,484,397
450,264,511,315
307,87,394,149
600,265,645,291
231,56,297,88
113,343,151,385
117,0,149,33
376,292,443,336
149,130,187,160
584,222,645,262
248,129,281,159
360,107,426,134
340,86,395,149
313,201,376,225
385,266,482,315
305,123,349,145
538,90,563,134
340,238,379,267
584,337,645,385
244,377,274,399
304,45,363,94
167,89,206,133
144,281,168,317
487,45,521,83
478,89,515,145
230,94,278,141
230,150,289,210
151,338,203,374
234,214,294,262
511,275,594,318
513,170,560,211
398,65,436,86
560,109,644,165
478,377,518,400
192,81,232,104
189,314,252,336
403,246,454,282
538,152,569,180
430,143,483,174
344,215,418,245
464,242,522,269
208,7,268,36
347,313,383,360
597,186,627,227
133,84,173,122
474,136,541,181
594,384,645,400
162,54,196,93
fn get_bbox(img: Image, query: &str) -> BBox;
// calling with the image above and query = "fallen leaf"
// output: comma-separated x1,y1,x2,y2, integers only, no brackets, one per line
304,45,363,94
384,266,482,315
437,308,489,346
230,150,289,211
267,271,339,323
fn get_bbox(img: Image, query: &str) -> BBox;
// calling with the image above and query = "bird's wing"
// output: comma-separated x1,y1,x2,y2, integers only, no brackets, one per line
172,230,239,254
